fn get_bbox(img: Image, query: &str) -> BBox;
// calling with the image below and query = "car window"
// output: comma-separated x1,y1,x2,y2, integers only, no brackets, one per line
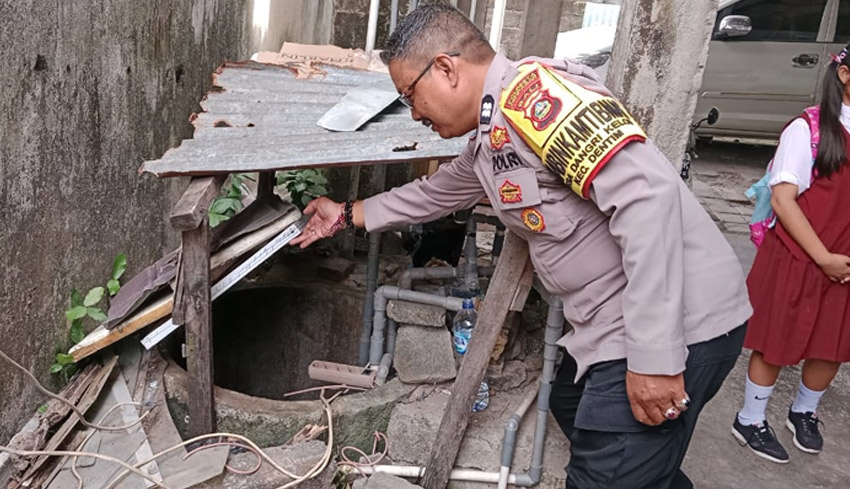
715,0,828,42
836,0,850,43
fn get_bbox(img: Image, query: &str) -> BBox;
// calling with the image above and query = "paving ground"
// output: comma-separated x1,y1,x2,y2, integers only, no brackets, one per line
681,140,850,489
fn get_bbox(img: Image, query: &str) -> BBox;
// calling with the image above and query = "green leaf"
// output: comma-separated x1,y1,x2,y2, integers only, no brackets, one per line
66,306,88,321
83,287,105,307
56,353,75,366
70,289,83,308
111,253,127,281
294,182,308,193
70,324,85,344
49,364,63,374
64,364,78,377
37,404,48,414
107,279,120,296
209,213,223,228
87,308,108,322
301,194,312,207
310,185,328,196
211,198,237,215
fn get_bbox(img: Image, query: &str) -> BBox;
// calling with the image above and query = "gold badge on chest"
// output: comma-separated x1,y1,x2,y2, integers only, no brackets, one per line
521,208,545,232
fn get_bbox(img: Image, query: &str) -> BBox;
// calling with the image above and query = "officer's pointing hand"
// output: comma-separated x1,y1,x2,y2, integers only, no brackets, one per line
626,371,689,426
290,196,346,249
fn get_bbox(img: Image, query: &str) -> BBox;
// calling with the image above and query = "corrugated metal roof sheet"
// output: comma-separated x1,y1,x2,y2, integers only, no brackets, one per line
141,61,469,177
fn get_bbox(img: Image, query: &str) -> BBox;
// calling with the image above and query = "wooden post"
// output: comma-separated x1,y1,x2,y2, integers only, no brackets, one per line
257,171,275,200
421,232,529,489
170,175,224,437
181,218,216,436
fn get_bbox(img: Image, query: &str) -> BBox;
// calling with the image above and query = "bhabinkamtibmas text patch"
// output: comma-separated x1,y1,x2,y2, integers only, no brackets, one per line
500,62,647,198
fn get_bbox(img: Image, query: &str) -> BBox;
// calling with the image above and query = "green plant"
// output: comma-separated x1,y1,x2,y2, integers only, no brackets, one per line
276,169,329,209
209,173,253,227
51,253,127,380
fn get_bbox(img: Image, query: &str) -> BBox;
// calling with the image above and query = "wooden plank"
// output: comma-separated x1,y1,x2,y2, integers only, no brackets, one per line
70,209,301,362
170,176,226,230
256,171,276,200
18,357,118,486
181,219,216,436
421,232,529,489
509,260,535,312
69,294,172,362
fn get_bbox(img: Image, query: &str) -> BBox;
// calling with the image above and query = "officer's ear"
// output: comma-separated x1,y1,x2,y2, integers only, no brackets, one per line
433,53,460,88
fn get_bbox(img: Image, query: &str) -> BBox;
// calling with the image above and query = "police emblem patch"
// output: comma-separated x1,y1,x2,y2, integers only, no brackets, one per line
480,95,494,125
499,180,522,204
526,90,562,130
499,62,647,199
490,126,511,150
521,208,545,232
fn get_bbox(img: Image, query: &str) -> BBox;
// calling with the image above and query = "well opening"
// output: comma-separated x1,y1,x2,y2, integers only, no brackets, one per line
166,280,366,401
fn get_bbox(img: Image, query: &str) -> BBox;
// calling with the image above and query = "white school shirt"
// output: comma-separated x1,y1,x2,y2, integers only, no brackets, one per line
769,103,850,195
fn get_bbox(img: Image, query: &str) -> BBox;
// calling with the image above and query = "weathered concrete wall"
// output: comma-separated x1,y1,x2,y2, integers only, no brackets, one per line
0,0,252,447
252,0,334,52
605,0,717,166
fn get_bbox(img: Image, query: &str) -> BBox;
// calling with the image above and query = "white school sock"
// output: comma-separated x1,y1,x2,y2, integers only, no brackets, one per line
738,375,775,426
791,381,826,414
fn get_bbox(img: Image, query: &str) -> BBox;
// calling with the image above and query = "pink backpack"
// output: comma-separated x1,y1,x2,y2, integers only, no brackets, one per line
746,106,820,247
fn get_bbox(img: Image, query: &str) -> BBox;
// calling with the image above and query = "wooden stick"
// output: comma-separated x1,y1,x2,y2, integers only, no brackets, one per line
17,357,118,486
181,218,216,436
170,176,226,230
256,171,276,200
421,232,529,489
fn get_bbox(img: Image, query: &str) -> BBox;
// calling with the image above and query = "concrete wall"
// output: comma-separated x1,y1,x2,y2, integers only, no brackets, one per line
0,0,252,447
605,0,717,166
478,0,623,59
252,0,334,52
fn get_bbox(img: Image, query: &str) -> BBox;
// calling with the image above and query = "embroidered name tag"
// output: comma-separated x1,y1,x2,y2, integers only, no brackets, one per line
499,62,647,199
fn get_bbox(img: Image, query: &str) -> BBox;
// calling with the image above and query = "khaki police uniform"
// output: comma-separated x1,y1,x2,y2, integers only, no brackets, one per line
363,53,752,488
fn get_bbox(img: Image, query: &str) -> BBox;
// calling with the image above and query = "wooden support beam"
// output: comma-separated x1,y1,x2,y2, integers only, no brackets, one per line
518,0,564,59
421,232,529,489
170,175,226,230
257,171,276,200
181,217,216,436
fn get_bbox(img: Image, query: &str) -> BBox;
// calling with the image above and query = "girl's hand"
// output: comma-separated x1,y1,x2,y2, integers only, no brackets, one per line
816,253,850,283
290,197,345,249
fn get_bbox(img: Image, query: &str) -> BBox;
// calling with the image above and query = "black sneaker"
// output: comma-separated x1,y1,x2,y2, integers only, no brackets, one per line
786,410,824,454
732,415,790,463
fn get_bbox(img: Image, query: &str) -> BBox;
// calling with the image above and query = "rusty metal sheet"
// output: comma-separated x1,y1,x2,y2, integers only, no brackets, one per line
140,62,469,178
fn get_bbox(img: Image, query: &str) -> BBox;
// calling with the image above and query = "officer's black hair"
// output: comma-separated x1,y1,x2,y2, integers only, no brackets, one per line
380,2,494,67
816,41,850,178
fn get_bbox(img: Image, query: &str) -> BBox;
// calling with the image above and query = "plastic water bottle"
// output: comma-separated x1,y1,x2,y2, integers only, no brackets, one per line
452,299,490,412
452,298,476,355
473,379,490,412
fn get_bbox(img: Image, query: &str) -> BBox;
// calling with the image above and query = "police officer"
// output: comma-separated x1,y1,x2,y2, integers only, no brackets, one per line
290,4,751,488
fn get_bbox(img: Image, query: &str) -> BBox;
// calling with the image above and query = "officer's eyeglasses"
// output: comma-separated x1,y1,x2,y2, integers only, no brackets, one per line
398,51,461,109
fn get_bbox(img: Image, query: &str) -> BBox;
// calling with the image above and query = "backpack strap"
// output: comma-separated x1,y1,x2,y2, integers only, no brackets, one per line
801,105,820,161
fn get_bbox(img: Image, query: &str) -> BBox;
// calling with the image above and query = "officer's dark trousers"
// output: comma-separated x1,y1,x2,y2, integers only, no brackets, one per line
550,324,746,489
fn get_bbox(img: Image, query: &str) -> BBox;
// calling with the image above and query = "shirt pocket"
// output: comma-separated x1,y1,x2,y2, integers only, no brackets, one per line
491,168,542,211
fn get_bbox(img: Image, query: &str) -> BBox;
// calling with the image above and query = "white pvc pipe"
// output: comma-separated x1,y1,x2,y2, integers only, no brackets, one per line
390,0,400,33
356,465,523,484
489,0,507,51
366,0,381,53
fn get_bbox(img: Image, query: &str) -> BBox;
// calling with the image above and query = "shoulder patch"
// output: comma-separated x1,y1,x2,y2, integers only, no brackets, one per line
480,95,494,125
499,62,647,199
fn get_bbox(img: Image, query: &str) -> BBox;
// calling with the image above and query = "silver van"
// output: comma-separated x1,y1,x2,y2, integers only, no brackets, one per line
696,0,850,138
558,0,849,139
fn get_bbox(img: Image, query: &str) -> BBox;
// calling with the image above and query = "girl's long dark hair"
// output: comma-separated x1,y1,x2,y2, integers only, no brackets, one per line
816,49,850,178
